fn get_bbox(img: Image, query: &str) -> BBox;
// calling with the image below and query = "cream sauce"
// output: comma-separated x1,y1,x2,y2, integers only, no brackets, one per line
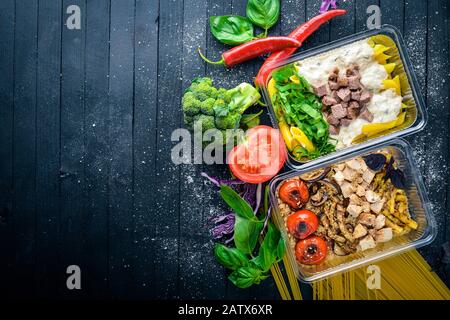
295,40,400,149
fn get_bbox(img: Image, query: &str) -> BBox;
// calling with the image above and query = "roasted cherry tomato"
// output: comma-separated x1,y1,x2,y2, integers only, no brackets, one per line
228,125,287,184
279,179,309,209
295,236,328,265
287,210,319,240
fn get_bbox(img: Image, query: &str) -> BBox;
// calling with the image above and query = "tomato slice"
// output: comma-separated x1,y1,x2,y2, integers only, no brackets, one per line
228,125,287,184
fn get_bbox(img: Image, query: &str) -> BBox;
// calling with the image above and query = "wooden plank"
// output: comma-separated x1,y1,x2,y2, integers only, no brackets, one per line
380,0,404,33
35,0,62,298
178,0,212,299
0,0,15,295
329,0,355,39
421,0,449,265
60,0,87,298
447,0,450,248
12,0,38,297
108,0,136,297
304,0,330,49
280,0,306,36
131,0,159,298
83,0,111,298
153,0,184,298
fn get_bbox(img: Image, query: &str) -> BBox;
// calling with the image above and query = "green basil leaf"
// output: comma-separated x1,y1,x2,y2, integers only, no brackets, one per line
255,222,281,271
246,0,280,31
234,215,263,254
220,185,255,220
228,266,262,288
210,15,254,46
214,243,249,270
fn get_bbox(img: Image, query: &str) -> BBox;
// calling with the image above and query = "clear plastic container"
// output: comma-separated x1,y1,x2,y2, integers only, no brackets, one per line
269,139,436,283
261,25,427,170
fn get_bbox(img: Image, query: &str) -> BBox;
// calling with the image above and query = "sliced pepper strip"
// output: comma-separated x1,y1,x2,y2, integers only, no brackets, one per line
352,112,406,143
279,121,295,151
290,126,315,152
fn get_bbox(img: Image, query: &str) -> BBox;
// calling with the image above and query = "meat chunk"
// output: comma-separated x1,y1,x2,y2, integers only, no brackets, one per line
346,65,360,77
356,185,366,197
331,104,347,119
353,223,368,238
360,90,372,103
331,90,341,102
314,84,328,97
362,169,376,184
359,235,376,251
351,90,361,101
349,194,363,205
375,214,386,230
365,190,381,203
347,105,360,120
347,204,363,218
327,114,340,126
333,170,345,185
329,125,340,135
358,213,376,227
322,96,338,106
342,166,357,181
337,76,349,87
337,87,351,102
375,228,393,243
370,198,386,214
359,107,374,122
340,118,353,127
361,202,371,213
346,159,362,171
329,80,339,90
348,76,361,90
340,181,354,198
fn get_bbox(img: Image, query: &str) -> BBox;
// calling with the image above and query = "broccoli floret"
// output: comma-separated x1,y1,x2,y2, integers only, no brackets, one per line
182,91,201,116
189,77,216,101
200,98,215,116
184,114,194,130
193,114,216,132
215,113,241,130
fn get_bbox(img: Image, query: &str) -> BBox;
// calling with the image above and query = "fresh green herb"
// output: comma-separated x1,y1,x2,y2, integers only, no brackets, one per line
272,64,336,160
209,15,254,45
214,185,286,289
228,266,268,289
214,243,249,270
246,0,280,37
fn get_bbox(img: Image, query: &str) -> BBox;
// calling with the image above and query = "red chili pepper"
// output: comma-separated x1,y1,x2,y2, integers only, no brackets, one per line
198,37,301,68
254,9,347,88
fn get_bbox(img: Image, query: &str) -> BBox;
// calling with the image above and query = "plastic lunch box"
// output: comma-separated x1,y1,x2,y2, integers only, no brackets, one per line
261,25,428,170
269,139,437,282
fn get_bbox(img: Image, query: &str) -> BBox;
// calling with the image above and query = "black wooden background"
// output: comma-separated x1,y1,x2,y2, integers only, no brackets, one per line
0,0,449,299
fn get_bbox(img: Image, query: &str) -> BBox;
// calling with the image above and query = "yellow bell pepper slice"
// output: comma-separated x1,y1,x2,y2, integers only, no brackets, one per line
290,126,315,152
267,78,277,100
279,122,295,151
384,63,396,75
361,112,406,137
367,39,375,47
373,44,389,58
352,112,406,143
383,75,401,95
375,53,391,64
289,75,300,84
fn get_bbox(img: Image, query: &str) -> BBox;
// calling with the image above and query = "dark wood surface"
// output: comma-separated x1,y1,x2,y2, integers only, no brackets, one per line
0,0,449,299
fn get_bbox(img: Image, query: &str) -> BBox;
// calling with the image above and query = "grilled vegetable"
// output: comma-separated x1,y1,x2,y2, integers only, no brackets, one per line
287,209,319,240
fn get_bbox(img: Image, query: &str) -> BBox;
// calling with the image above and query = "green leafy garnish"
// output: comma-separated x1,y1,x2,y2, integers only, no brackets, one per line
214,185,286,289
209,15,254,45
246,0,280,37
272,64,336,160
